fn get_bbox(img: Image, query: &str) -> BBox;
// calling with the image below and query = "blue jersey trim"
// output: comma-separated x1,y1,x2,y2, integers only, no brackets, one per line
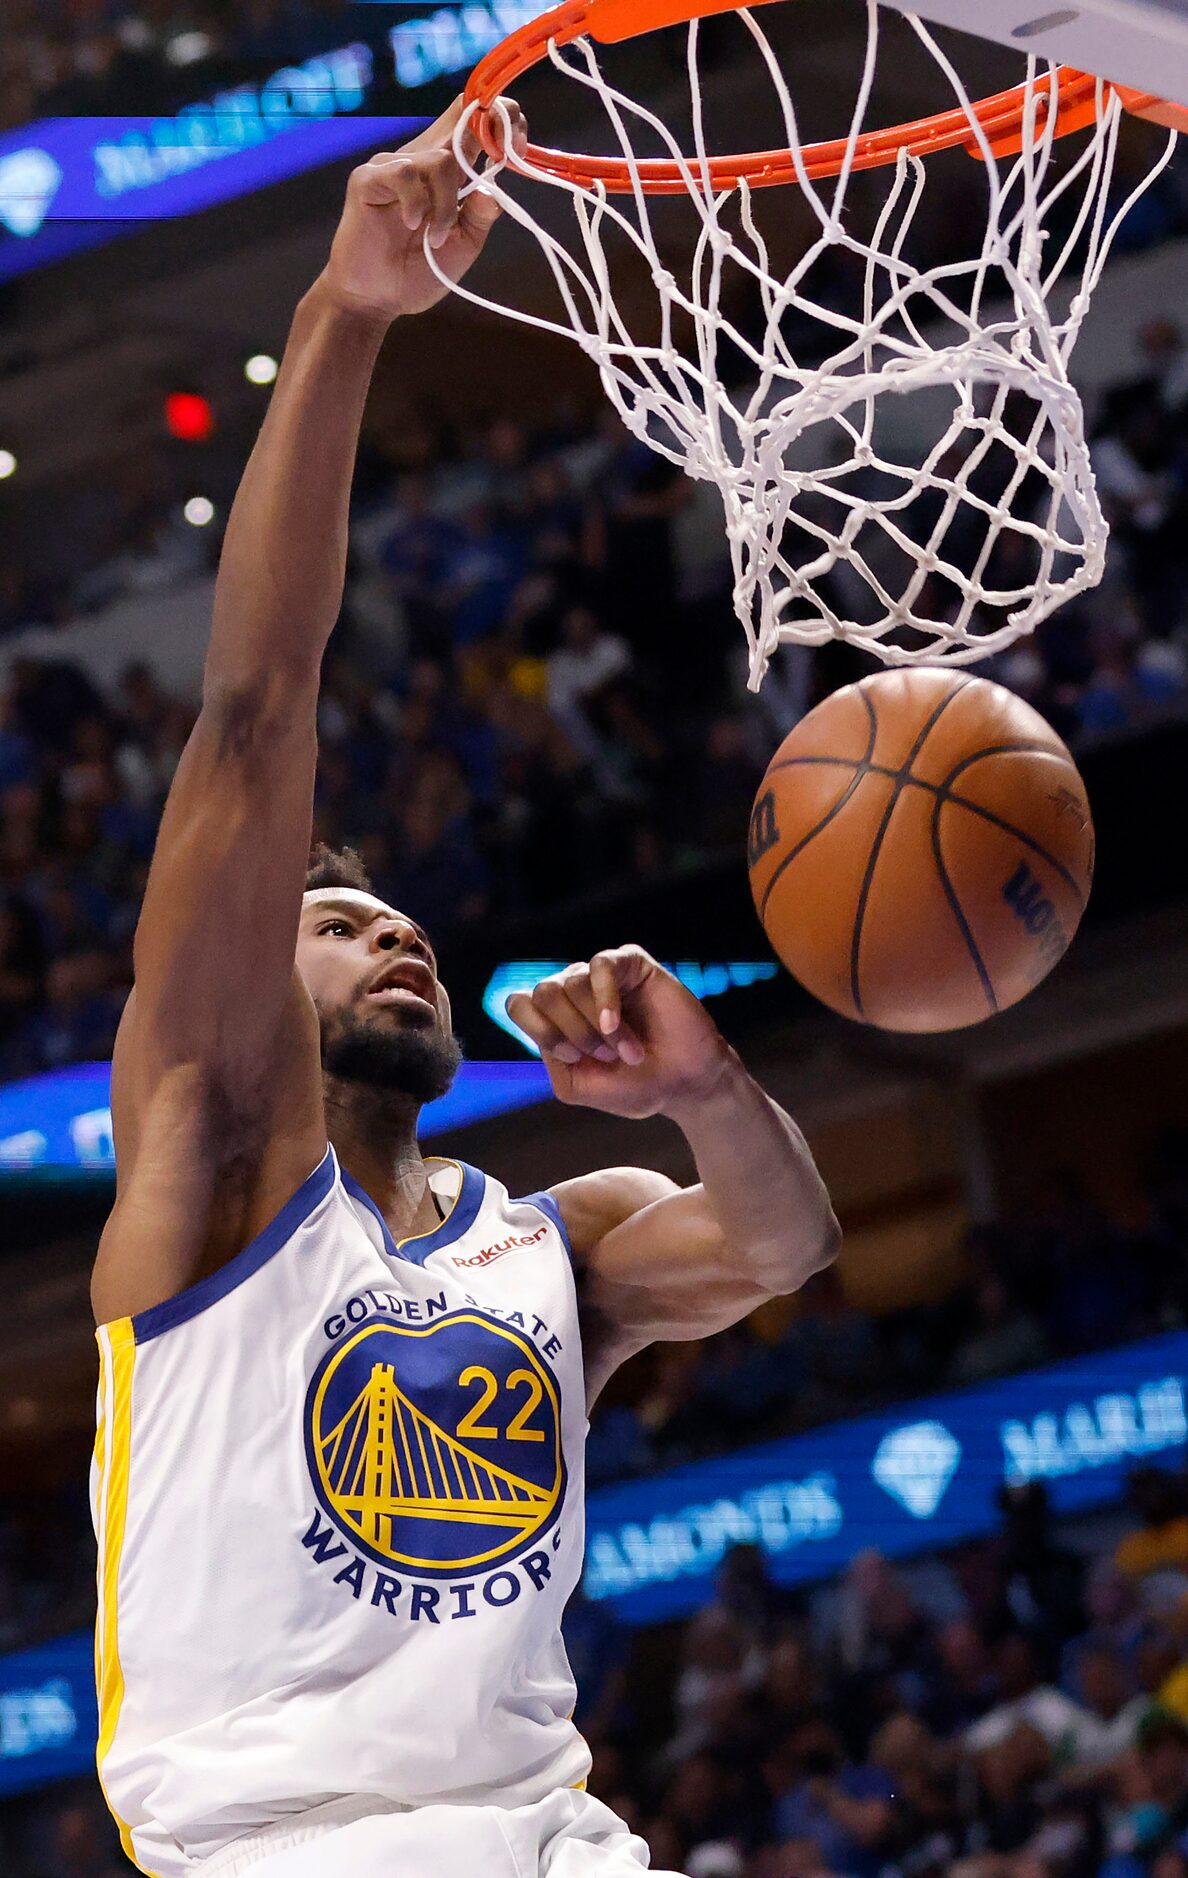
341,1159,487,1268
519,1190,574,1265
131,1146,336,1345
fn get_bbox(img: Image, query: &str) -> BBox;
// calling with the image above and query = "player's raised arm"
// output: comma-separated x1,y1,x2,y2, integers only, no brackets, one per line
92,100,523,1325
507,948,840,1400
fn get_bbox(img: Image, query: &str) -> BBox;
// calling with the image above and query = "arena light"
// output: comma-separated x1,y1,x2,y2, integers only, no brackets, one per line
165,391,214,442
183,496,215,527
244,353,278,385
0,450,15,479
164,30,215,66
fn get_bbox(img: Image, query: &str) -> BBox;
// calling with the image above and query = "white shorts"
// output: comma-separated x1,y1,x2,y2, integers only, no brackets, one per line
194,1788,689,1878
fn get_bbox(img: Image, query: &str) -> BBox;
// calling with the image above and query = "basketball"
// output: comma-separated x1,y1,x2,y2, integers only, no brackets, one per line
747,670,1096,1033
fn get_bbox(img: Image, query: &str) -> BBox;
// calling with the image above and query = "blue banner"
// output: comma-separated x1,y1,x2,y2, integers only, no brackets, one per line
584,1330,1188,1624
0,59,420,283
0,3,547,283
0,1636,99,1798
0,1058,552,1173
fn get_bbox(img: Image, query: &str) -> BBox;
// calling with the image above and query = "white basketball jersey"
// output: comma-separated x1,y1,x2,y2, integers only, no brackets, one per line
91,1148,592,1878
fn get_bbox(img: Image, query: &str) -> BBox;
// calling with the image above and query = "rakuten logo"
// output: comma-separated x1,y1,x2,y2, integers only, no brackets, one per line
452,1226,548,1270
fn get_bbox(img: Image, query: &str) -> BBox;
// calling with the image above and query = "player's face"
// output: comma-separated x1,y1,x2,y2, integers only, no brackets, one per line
297,889,461,1101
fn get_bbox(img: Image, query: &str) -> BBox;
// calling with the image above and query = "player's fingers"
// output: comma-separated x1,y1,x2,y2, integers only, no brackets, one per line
589,950,648,1062
455,98,486,165
588,952,622,1036
369,149,459,245
504,993,582,1065
561,959,644,1065
533,978,618,1062
596,944,655,997
458,95,526,163
507,99,530,163
556,963,600,1025
461,189,501,237
355,157,430,230
421,149,463,249
357,150,461,244
491,97,529,162
457,101,526,237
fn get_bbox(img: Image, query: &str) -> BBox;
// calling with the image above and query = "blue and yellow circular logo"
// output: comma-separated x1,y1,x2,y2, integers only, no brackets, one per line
304,1312,565,1574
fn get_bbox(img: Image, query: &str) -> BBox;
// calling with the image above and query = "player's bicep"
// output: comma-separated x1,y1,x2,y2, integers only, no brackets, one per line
584,1183,770,1344
556,1170,772,1394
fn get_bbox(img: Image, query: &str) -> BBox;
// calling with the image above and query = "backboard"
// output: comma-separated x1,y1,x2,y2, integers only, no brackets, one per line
887,0,1188,111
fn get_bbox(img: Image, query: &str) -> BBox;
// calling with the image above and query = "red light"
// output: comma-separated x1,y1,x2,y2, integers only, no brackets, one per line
165,392,214,442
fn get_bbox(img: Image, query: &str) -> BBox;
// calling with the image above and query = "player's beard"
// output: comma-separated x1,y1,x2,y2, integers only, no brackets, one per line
318,1003,463,1103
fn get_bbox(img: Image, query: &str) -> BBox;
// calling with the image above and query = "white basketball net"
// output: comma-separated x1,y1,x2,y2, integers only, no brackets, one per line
432,2,1178,688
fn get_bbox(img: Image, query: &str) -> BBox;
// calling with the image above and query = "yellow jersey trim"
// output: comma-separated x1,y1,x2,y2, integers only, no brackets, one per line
566,1707,591,1790
92,1385,105,1713
93,1319,160,1876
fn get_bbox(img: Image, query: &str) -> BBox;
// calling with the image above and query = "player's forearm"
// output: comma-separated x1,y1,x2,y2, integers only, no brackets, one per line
205,275,390,698
665,1052,839,1295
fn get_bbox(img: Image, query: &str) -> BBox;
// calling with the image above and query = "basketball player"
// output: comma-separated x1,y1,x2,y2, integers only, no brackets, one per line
89,101,839,1878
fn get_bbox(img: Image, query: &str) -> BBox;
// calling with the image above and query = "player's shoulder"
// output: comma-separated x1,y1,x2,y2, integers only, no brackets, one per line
546,1165,681,1265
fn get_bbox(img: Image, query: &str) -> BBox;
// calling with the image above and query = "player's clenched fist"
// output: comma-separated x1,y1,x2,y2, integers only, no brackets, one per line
506,947,735,1121
320,95,527,322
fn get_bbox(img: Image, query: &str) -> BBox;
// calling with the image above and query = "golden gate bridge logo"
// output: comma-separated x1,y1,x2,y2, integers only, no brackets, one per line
305,1314,564,1573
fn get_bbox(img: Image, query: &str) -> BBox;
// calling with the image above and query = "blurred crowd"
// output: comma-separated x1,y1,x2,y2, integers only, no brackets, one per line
0,0,355,131
0,399,763,1082
566,1477,1188,1878
3,313,1188,1085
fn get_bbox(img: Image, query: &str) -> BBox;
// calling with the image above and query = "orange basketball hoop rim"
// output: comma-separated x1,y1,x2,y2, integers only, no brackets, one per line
464,0,1188,195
